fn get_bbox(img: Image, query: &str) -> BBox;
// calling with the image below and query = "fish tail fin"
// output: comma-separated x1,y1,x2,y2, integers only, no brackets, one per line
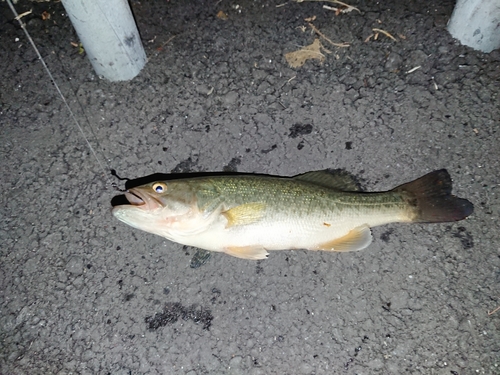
393,169,474,223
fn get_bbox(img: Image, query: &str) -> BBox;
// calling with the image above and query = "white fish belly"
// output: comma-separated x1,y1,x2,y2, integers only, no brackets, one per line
179,209,408,252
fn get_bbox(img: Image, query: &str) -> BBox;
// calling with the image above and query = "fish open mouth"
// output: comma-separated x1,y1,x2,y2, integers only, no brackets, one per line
124,191,145,206
120,188,164,210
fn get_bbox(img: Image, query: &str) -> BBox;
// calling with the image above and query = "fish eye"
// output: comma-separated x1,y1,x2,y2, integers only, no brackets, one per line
152,182,167,193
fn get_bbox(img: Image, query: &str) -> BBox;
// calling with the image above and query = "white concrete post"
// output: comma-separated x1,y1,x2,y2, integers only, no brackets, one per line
61,0,147,81
448,0,500,53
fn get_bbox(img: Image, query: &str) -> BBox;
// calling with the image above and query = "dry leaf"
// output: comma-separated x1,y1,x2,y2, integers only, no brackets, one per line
285,38,325,68
217,10,228,20
41,11,50,20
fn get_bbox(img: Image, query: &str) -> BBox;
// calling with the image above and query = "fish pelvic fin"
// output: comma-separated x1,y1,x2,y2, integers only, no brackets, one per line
223,245,269,260
314,225,373,252
393,169,474,223
222,202,266,228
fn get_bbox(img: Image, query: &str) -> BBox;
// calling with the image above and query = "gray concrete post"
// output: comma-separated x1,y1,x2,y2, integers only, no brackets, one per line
61,0,147,81
448,0,500,53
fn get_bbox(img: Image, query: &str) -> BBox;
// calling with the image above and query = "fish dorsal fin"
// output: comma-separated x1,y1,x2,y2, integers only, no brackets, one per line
293,169,362,192
222,202,266,228
224,245,269,260
314,225,372,252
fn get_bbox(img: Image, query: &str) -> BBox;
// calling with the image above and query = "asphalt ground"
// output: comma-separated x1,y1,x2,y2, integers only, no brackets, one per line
1,0,499,374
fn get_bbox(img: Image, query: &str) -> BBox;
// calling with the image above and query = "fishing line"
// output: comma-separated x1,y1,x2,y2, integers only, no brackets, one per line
6,0,124,191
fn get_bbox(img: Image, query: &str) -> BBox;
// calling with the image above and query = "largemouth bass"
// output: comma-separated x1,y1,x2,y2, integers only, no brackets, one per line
112,169,473,260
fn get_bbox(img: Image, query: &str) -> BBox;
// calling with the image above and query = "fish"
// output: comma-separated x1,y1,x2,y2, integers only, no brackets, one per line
111,169,473,260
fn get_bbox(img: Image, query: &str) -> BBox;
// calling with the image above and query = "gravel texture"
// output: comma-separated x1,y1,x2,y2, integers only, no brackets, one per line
1,0,499,374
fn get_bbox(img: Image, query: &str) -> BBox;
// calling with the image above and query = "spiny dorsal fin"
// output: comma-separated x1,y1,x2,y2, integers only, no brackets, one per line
222,202,266,228
293,169,363,192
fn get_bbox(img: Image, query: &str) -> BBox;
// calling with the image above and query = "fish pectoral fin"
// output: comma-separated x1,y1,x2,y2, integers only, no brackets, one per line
222,202,266,228
223,245,269,260
315,225,372,252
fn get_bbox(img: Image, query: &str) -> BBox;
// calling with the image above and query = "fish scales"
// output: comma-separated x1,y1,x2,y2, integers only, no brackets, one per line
204,177,400,214
204,177,411,226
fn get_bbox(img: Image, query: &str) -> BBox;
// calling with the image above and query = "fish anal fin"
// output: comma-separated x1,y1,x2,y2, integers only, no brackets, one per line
223,245,269,260
315,225,372,252
222,202,266,228
293,169,362,192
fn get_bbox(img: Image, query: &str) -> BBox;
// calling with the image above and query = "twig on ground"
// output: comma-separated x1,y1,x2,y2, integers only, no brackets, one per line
156,35,177,51
14,9,32,20
295,0,360,13
308,23,349,47
488,305,500,316
372,28,397,41
406,66,421,74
